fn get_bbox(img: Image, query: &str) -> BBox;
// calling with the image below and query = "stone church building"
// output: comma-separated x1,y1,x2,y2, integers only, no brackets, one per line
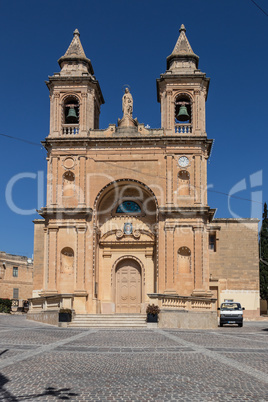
29,26,259,327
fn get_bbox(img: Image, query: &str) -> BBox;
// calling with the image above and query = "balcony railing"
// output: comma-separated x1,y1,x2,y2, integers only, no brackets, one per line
62,124,79,136
175,124,192,134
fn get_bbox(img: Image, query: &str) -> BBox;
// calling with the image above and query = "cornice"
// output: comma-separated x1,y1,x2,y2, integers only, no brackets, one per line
37,207,92,218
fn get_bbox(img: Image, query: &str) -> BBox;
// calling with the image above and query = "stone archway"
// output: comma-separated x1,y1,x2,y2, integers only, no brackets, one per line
115,258,141,313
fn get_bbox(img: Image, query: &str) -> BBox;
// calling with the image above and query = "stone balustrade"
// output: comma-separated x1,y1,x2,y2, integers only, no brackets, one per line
62,124,80,135
148,293,217,312
175,124,192,134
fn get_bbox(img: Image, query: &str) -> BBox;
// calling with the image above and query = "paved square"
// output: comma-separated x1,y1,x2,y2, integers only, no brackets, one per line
0,316,268,401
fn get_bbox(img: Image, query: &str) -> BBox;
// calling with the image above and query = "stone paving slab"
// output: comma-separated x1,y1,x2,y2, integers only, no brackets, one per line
0,316,267,401
66,329,179,348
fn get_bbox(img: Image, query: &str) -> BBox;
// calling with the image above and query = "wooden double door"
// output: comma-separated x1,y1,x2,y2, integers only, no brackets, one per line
115,259,141,313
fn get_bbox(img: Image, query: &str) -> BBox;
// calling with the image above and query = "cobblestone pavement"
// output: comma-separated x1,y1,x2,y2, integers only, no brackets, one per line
0,316,268,401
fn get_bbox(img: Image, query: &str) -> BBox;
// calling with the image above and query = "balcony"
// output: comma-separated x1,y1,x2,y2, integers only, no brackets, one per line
175,124,192,134
62,124,79,136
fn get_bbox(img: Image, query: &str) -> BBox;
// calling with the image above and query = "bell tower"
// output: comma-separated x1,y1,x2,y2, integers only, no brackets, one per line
46,29,104,137
157,24,209,136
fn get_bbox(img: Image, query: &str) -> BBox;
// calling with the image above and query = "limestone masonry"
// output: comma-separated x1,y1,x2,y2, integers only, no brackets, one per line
28,26,259,327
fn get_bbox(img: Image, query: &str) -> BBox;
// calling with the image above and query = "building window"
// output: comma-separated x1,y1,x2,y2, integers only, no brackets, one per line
13,267,18,277
13,288,19,299
116,201,141,214
209,234,216,252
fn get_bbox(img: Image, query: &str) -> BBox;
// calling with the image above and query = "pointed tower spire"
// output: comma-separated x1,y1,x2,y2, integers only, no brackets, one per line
167,24,199,71
58,29,94,75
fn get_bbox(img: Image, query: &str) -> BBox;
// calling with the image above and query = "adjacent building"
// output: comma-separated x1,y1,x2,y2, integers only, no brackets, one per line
0,251,33,308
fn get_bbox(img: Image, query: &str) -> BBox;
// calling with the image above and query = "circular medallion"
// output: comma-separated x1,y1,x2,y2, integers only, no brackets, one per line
124,222,133,235
63,157,75,169
178,156,189,167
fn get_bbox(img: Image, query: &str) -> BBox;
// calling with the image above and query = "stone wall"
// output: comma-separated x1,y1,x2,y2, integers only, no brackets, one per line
158,310,218,329
209,219,260,317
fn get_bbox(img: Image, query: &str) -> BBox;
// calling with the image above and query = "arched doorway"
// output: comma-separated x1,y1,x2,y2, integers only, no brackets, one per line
115,259,141,313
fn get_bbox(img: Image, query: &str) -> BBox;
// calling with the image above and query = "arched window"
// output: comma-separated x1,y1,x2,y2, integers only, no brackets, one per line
116,201,141,214
64,96,79,125
178,170,190,196
177,247,191,273
60,247,74,273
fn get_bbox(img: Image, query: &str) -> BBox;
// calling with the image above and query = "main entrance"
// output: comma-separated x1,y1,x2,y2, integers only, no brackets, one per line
115,259,141,313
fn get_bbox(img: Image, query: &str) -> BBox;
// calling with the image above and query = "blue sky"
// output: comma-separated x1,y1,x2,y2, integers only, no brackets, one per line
0,0,267,257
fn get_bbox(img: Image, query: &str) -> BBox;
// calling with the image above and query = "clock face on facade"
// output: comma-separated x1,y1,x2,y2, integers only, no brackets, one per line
178,156,189,167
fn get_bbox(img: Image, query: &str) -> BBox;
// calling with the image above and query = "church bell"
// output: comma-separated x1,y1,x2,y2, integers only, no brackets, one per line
66,107,78,123
177,105,190,122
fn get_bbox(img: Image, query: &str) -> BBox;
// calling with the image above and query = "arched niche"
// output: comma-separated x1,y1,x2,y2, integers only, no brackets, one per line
63,171,75,197
60,247,74,273
178,170,190,196
177,247,191,273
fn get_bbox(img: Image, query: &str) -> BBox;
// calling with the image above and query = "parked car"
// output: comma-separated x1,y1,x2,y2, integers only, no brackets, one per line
218,301,245,327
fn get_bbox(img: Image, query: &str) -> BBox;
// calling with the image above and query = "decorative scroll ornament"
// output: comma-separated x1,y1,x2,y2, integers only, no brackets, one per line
116,230,124,239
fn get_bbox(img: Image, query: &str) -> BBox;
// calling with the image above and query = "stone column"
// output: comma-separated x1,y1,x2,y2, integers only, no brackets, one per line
54,93,60,135
166,90,173,130
47,226,58,294
75,225,87,293
164,224,176,294
81,92,87,134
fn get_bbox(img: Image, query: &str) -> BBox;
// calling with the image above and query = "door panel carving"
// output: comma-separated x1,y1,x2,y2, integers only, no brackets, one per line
116,259,141,313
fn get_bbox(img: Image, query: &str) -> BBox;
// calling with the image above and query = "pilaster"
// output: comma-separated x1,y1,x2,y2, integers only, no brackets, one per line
75,225,87,294
46,226,58,294
78,156,86,206
165,154,174,205
164,223,176,294
192,226,206,296
194,155,202,204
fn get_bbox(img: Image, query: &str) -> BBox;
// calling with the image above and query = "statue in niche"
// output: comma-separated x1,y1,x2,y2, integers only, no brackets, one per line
122,88,133,118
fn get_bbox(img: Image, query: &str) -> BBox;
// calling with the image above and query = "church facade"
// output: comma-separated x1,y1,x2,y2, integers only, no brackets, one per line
29,26,259,327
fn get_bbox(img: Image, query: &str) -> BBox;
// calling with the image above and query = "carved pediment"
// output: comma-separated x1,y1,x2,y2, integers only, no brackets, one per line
99,228,155,245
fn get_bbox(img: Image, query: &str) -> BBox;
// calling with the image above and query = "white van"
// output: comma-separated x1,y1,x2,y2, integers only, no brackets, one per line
218,300,245,327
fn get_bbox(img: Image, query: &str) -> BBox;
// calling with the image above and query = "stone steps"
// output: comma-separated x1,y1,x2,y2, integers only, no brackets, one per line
69,314,147,328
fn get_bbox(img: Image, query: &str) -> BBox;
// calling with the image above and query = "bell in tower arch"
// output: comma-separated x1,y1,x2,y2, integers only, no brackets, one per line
177,103,190,122
66,106,78,124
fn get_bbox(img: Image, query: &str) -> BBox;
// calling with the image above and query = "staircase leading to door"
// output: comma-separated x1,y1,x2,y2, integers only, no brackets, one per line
68,314,147,328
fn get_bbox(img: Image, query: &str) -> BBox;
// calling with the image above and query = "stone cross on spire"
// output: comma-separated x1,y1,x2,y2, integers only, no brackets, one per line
63,29,86,58
167,24,199,71
58,29,94,75
171,24,195,55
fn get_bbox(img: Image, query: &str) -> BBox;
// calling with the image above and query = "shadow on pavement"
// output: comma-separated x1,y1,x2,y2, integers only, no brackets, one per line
0,373,78,400
0,349,9,357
